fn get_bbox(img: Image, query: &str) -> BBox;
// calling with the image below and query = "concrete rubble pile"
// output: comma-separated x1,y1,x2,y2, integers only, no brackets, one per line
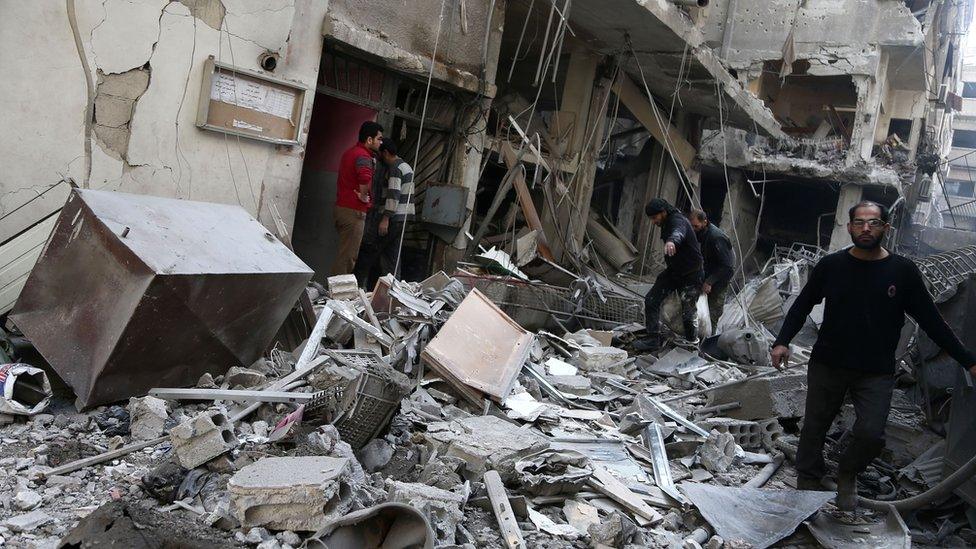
1,252,976,548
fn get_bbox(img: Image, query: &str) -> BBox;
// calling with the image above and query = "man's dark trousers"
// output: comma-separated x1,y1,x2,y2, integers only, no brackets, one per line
644,269,703,342
354,210,405,288
795,361,896,483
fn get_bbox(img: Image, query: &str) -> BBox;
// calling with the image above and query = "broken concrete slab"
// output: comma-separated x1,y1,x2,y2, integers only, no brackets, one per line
387,481,464,545
546,375,591,396
4,509,53,532
128,396,169,441
563,500,600,535
13,489,42,511
169,411,239,469
225,367,267,389
707,373,807,420
229,456,354,532
425,415,549,479
700,417,763,449
11,189,313,409
573,346,628,372
700,431,742,474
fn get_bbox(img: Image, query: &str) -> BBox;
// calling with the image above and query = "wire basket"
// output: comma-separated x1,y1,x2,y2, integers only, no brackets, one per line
324,350,411,449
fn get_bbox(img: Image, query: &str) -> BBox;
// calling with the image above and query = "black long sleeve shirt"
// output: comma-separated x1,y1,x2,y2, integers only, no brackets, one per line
774,250,976,375
661,212,704,278
697,224,735,290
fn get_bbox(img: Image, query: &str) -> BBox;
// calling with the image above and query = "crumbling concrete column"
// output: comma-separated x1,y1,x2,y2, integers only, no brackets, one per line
718,169,759,280
847,52,890,166
541,44,609,262
829,184,864,251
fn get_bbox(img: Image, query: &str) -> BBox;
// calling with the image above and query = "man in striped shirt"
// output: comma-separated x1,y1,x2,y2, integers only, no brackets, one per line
354,140,415,287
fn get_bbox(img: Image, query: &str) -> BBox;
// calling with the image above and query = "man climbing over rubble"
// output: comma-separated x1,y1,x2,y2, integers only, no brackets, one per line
633,198,704,353
354,140,415,288
689,209,735,330
330,121,383,276
770,200,976,511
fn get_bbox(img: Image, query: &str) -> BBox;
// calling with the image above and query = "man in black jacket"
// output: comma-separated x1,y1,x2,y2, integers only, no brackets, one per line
771,201,976,510
690,209,735,330
634,199,705,353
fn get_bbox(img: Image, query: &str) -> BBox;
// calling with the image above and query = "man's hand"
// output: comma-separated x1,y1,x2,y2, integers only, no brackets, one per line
378,215,390,237
702,282,712,295
770,345,790,370
664,242,676,257
357,186,370,203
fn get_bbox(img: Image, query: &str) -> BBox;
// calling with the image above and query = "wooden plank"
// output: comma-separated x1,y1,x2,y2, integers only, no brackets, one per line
484,470,527,549
613,73,696,173
588,465,663,524
499,141,555,261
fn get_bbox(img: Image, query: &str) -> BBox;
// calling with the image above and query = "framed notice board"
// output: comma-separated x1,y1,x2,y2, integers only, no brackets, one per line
196,56,307,145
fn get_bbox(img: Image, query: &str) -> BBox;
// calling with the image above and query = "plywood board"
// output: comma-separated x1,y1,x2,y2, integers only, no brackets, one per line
421,288,533,401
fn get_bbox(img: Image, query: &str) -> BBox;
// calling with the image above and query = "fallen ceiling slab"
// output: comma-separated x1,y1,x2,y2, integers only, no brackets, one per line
568,1,786,139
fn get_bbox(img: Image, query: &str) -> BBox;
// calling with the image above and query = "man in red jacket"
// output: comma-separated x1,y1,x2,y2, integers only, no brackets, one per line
331,121,383,275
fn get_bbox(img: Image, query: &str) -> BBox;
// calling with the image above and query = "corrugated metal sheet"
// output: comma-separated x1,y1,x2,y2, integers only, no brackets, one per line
0,214,58,315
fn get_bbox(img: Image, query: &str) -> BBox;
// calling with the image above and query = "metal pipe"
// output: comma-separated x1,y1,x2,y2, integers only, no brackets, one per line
744,454,784,488
672,0,709,6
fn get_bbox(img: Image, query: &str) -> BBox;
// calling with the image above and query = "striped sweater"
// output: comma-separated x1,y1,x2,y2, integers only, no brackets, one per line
383,158,415,220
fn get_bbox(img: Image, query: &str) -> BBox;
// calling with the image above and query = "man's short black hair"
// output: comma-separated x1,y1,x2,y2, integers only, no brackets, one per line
689,209,708,222
848,200,890,224
358,121,383,143
379,141,398,156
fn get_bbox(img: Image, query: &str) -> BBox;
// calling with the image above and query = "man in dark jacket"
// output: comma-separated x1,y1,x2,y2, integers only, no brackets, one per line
771,201,976,510
689,210,736,330
634,199,705,352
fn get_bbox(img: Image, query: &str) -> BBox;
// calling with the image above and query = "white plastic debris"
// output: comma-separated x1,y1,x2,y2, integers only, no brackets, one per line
0,364,52,416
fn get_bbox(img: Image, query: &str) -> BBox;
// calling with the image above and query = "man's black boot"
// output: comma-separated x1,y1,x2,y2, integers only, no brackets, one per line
631,337,661,353
835,473,858,511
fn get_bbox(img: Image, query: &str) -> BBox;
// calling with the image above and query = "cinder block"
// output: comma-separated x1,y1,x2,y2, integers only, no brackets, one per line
229,456,353,532
701,417,762,449
169,411,239,468
758,418,784,450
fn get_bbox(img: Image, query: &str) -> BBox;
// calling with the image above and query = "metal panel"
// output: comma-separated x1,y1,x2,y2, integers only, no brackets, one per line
11,189,313,408
420,183,469,229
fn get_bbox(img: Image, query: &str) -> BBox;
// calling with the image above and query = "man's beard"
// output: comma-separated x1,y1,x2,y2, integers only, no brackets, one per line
852,234,881,249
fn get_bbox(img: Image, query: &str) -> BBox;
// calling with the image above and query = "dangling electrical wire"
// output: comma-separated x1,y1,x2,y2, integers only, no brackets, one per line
392,0,449,286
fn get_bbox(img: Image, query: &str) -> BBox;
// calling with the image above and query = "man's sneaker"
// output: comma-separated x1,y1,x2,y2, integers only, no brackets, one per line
631,338,661,353
835,474,858,511
796,477,824,491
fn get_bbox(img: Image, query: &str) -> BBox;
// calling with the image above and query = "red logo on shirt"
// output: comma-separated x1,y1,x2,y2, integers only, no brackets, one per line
888,284,897,297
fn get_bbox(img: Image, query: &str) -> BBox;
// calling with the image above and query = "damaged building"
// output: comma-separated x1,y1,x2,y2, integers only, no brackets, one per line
4,0,976,548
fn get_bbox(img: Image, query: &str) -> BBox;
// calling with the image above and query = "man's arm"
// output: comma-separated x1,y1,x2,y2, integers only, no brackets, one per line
384,168,402,217
904,262,976,370
354,155,374,203
773,260,827,349
667,218,687,246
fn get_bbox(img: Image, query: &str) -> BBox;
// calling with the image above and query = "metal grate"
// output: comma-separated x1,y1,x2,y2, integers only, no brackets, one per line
455,274,644,326
914,245,976,298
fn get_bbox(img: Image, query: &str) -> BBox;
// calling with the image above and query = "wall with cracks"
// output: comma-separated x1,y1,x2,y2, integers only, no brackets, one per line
0,0,327,244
